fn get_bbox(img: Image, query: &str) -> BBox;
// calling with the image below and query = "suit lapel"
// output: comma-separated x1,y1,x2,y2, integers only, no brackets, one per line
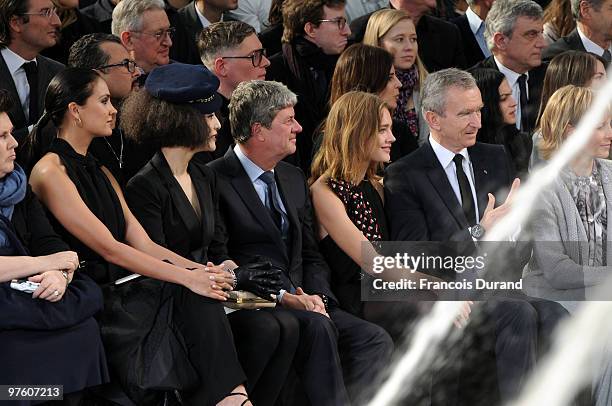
423,142,469,228
274,165,299,259
0,55,27,128
151,152,202,246
567,29,587,52
225,150,289,262
468,145,491,220
186,2,203,41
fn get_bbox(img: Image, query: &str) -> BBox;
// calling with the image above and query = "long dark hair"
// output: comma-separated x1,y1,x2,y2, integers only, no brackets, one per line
22,67,101,171
470,68,507,145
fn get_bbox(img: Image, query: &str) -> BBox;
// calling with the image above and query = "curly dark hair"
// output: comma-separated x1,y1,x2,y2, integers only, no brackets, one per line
281,0,346,43
120,90,209,149
0,89,14,113
68,33,122,69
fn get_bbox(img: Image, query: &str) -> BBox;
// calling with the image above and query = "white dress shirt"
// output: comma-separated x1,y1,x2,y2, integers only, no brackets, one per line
0,47,36,121
465,7,491,57
344,0,387,23
429,136,480,225
195,2,223,28
577,26,612,56
226,0,271,33
494,56,528,131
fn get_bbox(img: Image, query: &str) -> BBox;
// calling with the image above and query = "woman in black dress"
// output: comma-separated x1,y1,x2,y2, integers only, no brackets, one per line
310,91,439,342
26,68,253,405
122,63,297,406
0,89,107,404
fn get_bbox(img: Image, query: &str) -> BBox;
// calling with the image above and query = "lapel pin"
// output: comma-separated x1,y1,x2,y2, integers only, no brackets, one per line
483,169,488,175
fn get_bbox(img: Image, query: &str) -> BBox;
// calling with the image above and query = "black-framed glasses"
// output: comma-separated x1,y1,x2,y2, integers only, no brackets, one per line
18,6,58,19
317,16,347,30
132,27,175,42
96,59,137,73
222,48,267,67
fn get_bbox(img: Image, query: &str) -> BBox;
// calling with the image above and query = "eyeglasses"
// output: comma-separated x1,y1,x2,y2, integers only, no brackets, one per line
18,6,58,19
96,59,137,73
317,16,347,30
132,27,175,42
222,48,267,67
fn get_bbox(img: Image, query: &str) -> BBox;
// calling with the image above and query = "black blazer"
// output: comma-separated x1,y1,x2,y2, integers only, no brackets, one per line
384,141,514,242
169,2,203,65
471,56,547,135
125,151,229,265
542,29,586,62
0,52,64,145
208,148,336,301
451,14,486,68
349,6,467,71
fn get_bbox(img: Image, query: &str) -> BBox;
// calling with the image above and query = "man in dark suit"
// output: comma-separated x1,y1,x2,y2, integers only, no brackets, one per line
349,0,467,71
0,0,64,147
385,68,539,403
169,0,239,65
451,0,494,68
472,0,546,135
209,80,393,405
542,0,612,62
194,21,270,163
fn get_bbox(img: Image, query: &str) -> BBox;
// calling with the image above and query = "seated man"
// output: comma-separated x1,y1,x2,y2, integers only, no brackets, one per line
209,80,393,405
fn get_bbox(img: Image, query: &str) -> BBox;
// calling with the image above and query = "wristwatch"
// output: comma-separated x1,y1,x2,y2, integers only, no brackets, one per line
470,224,485,240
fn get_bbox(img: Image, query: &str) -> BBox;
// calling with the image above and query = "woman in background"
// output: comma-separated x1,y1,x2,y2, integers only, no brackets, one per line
470,68,531,179
363,8,429,145
329,43,417,161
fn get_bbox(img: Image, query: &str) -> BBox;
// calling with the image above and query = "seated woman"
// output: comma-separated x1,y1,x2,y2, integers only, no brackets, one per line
530,51,608,169
523,84,612,406
470,68,532,179
0,89,107,404
524,85,612,312
363,9,429,145
25,68,253,406
329,43,417,161
310,91,439,342
122,63,297,406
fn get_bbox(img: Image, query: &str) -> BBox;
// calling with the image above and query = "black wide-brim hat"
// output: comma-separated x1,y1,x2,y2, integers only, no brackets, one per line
145,63,222,114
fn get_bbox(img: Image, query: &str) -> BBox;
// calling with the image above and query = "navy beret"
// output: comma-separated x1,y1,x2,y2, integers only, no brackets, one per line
145,63,222,114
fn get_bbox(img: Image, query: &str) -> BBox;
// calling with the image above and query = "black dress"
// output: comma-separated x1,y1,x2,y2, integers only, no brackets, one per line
125,151,299,406
318,179,430,343
45,138,247,405
0,187,108,405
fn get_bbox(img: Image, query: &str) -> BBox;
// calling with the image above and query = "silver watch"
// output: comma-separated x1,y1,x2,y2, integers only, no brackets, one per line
470,224,485,240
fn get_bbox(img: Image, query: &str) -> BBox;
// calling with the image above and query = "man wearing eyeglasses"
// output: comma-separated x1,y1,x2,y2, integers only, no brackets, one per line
266,0,351,173
111,0,173,79
0,0,64,149
193,21,270,163
68,32,143,183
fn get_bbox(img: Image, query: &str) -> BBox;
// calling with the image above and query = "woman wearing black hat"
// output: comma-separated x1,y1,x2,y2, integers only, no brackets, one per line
123,63,299,406
26,67,254,405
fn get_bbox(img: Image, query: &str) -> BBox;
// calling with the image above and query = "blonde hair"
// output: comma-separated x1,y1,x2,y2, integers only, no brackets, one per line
363,9,428,84
310,91,389,185
539,85,594,160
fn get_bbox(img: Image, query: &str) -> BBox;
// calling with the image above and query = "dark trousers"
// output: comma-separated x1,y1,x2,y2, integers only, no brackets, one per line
228,309,299,406
275,306,393,406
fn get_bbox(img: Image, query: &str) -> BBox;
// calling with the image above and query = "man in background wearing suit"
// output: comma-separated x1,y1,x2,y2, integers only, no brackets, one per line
209,80,393,406
472,0,547,135
350,0,467,71
170,0,239,65
0,0,63,147
451,0,495,68
384,68,541,403
543,0,612,62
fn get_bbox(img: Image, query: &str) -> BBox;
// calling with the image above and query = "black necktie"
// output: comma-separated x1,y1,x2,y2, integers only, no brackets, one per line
259,171,284,231
453,154,477,226
603,50,611,64
517,74,529,132
22,61,39,125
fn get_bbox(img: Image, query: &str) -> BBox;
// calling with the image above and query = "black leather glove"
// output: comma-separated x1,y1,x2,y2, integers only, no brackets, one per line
234,261,284,299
